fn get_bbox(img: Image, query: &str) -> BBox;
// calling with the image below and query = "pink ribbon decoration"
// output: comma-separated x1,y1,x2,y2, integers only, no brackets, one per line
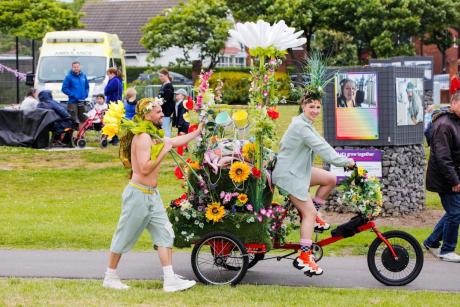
0,63,27,81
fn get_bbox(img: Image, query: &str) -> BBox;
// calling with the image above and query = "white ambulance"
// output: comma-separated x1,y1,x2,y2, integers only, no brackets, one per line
27,30,126,103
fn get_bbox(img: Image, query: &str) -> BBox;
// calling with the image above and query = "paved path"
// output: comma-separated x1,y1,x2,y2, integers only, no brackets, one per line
0,249,458,291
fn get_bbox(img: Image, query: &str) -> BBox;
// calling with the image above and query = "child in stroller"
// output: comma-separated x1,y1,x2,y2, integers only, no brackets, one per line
37,90,74,147
74,94,108,148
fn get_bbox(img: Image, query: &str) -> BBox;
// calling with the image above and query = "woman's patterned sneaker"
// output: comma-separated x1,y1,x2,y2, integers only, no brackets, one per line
293,250,323,276
314,215,330,231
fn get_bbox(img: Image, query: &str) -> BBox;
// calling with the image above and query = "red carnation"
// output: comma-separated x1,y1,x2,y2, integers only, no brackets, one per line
174,166,184,179
252,166,262,179
267,107,279,120
188,124,198,133
184,96,194,110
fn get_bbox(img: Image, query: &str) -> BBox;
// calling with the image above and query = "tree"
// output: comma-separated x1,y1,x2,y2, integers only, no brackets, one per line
0,0,83,40
311,30,358,66
327,0,420,62
225,0,272,22
417,0,460,71
141,0,232,70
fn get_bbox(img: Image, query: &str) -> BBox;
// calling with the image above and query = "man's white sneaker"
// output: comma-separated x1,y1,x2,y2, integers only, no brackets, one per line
439,252,460,262
103,274,130,290
163,275,196,292
423,243,440,258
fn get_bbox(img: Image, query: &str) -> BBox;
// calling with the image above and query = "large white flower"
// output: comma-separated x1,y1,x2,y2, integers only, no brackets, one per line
229,20,306,51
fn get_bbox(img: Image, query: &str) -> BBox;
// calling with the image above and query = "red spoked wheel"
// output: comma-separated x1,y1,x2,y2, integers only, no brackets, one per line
191,231,249,285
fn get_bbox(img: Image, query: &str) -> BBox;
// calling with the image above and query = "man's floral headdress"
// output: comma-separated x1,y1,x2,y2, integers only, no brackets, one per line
136,97,164,116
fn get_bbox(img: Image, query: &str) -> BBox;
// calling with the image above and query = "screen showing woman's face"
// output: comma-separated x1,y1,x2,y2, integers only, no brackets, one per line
343,81,356,101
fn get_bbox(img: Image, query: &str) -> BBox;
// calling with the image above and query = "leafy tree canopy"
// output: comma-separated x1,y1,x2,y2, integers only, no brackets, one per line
142,0,232,69
0,0,83,40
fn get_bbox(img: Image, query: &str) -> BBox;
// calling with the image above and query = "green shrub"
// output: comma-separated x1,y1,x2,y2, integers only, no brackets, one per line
207,71,251,104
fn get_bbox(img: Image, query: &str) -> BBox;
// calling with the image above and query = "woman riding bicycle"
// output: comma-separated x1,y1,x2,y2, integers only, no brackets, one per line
272,61,355,276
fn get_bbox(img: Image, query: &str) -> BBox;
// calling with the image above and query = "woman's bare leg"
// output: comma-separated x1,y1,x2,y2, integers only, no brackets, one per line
289,195,316,241
310,167,337,202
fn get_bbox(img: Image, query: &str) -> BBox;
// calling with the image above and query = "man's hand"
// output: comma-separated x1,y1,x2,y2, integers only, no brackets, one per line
452,183,460,192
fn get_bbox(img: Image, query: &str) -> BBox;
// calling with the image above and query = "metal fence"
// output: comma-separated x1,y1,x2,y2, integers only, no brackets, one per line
0,35,39,105
134,84,195,100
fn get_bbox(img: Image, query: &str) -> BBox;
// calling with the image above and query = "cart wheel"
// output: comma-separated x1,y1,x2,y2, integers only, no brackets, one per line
367,230,423,286
100,139,108,148
76,139,86,148
224,253,265,271
311,243,323,262
191,231,249,285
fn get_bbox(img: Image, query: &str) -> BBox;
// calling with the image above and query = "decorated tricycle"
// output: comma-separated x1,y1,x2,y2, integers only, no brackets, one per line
168,20,423,287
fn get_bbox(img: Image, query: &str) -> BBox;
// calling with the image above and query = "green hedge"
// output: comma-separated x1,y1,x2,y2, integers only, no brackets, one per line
204,71,291,105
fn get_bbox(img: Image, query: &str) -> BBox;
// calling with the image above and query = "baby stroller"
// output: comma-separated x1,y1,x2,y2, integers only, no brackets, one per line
74,102,108,148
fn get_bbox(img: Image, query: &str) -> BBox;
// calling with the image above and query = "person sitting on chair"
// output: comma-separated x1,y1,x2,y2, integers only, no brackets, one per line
37,90,73,145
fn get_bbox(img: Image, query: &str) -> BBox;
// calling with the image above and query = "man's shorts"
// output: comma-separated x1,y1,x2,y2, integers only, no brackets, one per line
67,102,87,123
110,182,175,254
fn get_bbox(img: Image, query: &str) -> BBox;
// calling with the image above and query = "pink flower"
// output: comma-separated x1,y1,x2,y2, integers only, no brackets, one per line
246,204,253,211
224,194,232,204
220,191,225,199
232,192,239,197
260,208,266,215
257,215,263,222
263,91,268,97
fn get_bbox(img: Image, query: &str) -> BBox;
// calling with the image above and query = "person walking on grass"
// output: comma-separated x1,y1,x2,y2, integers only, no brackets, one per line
158,68,175,137
424,93,460,262
103,98,203,292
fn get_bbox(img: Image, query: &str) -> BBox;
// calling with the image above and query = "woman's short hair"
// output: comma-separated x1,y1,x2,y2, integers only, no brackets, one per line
26,88,37,97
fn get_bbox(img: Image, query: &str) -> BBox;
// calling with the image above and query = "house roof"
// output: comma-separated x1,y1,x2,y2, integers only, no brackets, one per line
81,0,181,54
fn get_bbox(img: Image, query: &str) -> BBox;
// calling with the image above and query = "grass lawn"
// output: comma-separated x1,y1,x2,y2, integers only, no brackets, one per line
2,278,460,307
0,105,447,253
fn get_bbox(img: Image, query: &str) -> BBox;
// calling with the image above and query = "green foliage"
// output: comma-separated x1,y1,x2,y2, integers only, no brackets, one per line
326,0,420,60
417,0,460,58
203,71,290,105
141,0,232,69
312,29,358,66
208,71,251,104
0,0,83,40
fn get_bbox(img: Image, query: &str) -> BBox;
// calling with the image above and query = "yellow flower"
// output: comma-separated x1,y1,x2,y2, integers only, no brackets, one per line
357,167,366,177
242,142,255,161
183,112,191,123
102,123,119,138
237,193,248,204
188,160,201,170
229,161,250,183
205,202,225,222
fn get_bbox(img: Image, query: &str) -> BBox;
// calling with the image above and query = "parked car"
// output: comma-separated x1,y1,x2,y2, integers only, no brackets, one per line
137,71,193,85
289,73,310,87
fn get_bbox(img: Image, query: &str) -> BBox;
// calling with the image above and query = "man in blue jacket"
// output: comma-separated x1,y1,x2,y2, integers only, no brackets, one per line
61,61,89,129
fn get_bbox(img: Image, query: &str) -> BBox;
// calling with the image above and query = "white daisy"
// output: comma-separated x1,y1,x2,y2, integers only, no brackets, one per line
229,20,306,52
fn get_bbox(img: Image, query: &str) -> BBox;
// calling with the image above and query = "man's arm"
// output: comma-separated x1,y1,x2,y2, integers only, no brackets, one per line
431,124,460,188
84,75,89,98
134,133,172,175
61,75,72,98
169,122,204,147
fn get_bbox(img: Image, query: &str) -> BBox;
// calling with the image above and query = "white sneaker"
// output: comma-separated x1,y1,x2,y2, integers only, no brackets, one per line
163,275,196,292
103,274,130,290
439,252,460,263
423,243,440,258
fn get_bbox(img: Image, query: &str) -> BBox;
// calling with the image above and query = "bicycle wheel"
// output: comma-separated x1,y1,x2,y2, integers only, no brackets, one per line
367,230,424,286
223,253,265,271
191,231,249,285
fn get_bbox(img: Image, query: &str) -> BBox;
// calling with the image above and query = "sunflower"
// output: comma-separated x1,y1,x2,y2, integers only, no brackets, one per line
205,202,225,222
237,193,248,205
242,142,255,161
229,161,251,183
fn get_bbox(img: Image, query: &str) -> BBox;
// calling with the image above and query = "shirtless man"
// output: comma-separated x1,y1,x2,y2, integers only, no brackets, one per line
103,99,202,292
